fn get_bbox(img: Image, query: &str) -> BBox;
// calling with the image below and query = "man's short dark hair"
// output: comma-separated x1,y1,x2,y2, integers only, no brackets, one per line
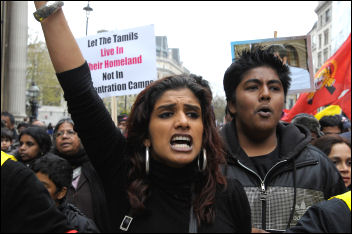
1,111,15,125
17,122,29,131
1,127,14,141
223,46,291,114
319,115,343,132
31,153,73,203
292,113,323,137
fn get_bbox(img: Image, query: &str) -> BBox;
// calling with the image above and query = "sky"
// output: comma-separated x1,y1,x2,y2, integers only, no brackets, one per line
28,1,319,97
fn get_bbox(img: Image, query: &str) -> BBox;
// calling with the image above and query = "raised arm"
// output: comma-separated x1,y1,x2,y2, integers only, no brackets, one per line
34,1,85,73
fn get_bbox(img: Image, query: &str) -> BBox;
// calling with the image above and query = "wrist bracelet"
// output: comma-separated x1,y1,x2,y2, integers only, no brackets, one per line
33,1,64,22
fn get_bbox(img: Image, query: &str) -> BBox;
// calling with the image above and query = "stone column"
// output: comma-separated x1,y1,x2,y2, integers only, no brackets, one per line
6,1,28,121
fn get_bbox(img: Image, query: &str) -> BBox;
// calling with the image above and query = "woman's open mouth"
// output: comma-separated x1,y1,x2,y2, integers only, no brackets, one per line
170,135,193,152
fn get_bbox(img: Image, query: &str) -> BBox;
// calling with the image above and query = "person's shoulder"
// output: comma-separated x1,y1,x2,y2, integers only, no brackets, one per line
1,154,30,178
219,177,247,199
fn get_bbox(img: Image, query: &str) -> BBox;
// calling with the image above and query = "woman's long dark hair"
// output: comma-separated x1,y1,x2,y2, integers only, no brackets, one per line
126,74,227,225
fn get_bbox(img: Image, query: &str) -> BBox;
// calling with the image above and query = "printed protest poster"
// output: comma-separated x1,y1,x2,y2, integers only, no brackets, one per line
230,35,314,94
76,24,157,98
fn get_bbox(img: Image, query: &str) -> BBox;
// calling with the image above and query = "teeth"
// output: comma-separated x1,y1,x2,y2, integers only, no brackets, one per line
172,144,191,148
172,136,191,142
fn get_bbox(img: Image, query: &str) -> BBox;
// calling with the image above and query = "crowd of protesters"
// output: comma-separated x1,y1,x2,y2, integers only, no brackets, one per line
1,2,351,233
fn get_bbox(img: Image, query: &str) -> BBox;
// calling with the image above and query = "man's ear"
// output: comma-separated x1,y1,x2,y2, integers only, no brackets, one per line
56,187,67,200
227,101,236,115
143,139,151,148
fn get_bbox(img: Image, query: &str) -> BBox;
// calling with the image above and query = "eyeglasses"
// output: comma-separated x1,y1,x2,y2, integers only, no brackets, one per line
55,130,76,137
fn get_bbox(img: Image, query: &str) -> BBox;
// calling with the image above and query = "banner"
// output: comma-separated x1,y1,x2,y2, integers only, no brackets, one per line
230,35,314,94
76,25,157,98
281,34,351,122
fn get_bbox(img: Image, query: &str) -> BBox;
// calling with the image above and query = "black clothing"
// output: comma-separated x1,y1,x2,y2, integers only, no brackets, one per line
58,201,100,233
246,145,280,180
57,62,252,233
220,119,347,232
14,151,43,168
286,197,351,233
53,147,111,232
1,153,73,233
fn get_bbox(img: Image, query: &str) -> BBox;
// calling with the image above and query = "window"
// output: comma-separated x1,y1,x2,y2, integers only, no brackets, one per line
320,15,323,28
319,34,322,49
323,48,329,62
325,8,331,23
285,44,299,67
324,29,329,45
318,52,322,68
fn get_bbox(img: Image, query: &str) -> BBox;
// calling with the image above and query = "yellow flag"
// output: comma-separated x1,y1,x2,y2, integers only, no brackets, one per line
314,105,342,120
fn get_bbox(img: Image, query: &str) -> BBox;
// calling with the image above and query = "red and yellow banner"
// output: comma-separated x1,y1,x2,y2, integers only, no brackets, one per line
282,34,351,122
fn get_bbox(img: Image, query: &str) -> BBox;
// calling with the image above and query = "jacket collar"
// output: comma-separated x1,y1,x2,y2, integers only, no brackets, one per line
220,119,311,162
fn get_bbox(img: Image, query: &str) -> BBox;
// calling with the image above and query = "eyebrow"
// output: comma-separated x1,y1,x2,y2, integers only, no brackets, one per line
156,103,201,111
244,78,282,86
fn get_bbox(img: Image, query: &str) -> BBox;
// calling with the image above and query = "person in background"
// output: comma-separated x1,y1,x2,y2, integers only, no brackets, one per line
47,122,54,136
31,119,47,128
17,121,30,135
117,113,128,137
221,47,346,232
291,113,324,142
35,1,252,232
312,134,351,190
1,151,77,233
52,118,111,232
31,153,100,233
319,115,344,135
15,126,52,167
286,190,351,233
1,127,14,154
1,111,18,141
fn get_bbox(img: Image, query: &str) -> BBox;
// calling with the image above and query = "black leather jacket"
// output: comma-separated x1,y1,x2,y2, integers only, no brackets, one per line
220,120,347,232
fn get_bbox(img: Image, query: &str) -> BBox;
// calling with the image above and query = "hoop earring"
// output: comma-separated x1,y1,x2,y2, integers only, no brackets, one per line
145,146,150,175
198,148,207,171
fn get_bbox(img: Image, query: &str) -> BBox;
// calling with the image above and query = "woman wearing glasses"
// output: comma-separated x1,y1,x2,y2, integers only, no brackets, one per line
52,118,111,232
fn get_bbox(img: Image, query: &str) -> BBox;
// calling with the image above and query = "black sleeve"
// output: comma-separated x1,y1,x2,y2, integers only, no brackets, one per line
232,179,252,233
1,160,72,233
56,62,127,187
286,198,351,233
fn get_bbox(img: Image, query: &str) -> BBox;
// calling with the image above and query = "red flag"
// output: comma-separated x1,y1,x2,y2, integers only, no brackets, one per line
282,34,351,122
333,90,351,120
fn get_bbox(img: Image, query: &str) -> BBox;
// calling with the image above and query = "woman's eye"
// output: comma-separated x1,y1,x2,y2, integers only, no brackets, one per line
159,112,173,118
187,112,200,119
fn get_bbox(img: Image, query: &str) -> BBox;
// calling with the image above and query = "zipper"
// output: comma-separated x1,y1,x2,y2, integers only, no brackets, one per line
237,159,288,230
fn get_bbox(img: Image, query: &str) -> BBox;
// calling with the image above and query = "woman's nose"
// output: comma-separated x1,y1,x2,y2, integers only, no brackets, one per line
175,112,189,129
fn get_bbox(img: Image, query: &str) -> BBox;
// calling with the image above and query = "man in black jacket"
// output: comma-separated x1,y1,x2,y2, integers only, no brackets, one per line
221,47,346,232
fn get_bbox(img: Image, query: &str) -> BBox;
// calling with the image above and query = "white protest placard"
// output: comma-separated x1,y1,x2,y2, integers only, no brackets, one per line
76,25,157,98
